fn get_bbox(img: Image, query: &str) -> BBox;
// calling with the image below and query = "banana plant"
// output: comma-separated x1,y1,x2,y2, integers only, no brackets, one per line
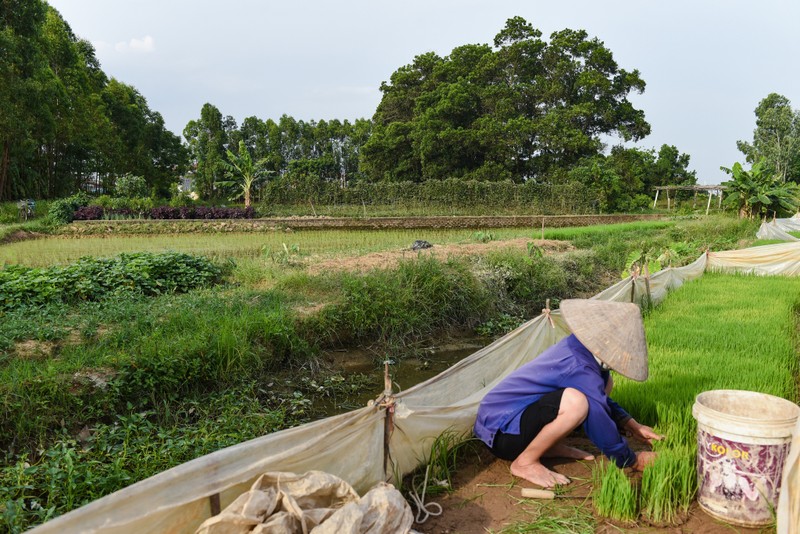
721,160,800,219
216,141,273,208
621,249,661,279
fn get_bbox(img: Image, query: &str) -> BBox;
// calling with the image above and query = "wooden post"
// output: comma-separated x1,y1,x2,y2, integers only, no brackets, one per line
718,190,723,209
541,217,545,240
706,191,713,215
667,190,671,210
653,189,660,209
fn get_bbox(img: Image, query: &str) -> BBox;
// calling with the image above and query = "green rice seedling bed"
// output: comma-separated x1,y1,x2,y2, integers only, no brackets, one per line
596,272,800,524
0,228,547,267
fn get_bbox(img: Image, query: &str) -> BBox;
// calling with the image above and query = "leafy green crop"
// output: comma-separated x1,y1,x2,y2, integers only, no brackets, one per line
0,252,222,311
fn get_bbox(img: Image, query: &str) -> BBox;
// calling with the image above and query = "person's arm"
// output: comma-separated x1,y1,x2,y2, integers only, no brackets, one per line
606,397,632,429
565,367,637,468
602,370,663,444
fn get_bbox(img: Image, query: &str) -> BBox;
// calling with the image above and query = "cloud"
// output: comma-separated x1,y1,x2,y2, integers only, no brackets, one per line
109,35,156,53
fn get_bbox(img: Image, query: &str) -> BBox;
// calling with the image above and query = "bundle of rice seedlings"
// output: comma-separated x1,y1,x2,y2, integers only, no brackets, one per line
592,461,638,522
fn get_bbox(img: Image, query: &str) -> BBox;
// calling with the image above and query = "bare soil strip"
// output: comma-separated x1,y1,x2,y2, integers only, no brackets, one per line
306,238,574,275
419,437,764,534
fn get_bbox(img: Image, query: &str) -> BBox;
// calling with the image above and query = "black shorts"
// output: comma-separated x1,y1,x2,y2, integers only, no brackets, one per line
490,388,565,461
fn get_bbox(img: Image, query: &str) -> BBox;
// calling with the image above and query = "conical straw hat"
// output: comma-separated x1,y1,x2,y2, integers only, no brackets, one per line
560,299,648,381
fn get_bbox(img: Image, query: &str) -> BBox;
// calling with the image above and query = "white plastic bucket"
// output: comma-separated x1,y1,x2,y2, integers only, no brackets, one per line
692,390,800,527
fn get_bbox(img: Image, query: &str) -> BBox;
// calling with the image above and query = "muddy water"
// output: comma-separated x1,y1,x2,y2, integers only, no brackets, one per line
317,336,490,415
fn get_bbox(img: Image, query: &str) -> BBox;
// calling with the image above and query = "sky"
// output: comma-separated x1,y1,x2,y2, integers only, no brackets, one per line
47,0,800,185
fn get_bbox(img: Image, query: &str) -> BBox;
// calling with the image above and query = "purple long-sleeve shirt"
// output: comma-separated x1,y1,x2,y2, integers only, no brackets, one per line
474,334,637,468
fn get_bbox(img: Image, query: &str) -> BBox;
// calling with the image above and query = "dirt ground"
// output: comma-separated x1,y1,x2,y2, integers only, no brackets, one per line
307,238,575,274
416,436,769,534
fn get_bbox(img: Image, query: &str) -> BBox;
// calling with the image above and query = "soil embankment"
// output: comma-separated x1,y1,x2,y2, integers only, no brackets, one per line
59,213,664,236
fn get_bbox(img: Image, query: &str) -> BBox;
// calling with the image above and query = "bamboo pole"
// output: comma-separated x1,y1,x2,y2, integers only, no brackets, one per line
706,191,713,215
653,189,660,209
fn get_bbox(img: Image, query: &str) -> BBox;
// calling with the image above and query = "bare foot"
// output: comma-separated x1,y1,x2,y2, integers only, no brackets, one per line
543,443,595,461
510,459,570,488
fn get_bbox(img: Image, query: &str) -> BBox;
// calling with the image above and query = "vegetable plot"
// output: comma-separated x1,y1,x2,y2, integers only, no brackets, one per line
595,273,800,524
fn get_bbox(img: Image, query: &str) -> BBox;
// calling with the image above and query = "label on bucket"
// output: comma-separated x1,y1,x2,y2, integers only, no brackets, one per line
697,429,791,526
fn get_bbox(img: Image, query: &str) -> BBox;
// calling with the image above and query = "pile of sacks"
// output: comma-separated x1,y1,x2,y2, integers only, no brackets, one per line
196,471,414,534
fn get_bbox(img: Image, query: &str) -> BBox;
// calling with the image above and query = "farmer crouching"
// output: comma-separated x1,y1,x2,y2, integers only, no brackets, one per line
474,299,662,488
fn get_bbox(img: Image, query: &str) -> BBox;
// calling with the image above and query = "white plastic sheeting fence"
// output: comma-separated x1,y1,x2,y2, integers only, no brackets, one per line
30,242,800,534
756,214,800,242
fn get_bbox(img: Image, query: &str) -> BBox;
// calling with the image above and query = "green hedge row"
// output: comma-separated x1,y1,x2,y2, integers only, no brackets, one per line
0,253,222,310
259,176,594,213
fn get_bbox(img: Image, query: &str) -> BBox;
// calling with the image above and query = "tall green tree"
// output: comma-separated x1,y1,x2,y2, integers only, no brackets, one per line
737,93,800,183
651,144,696,187
361,17,650,183
0,0,48,199
0,1,185,200
183,103,232,199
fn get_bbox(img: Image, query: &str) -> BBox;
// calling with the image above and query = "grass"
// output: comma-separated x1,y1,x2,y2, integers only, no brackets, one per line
595,273,800,524
0,201,53,225
541,220,675,241
495,503,595,533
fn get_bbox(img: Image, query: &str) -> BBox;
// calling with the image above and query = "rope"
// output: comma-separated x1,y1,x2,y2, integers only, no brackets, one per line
541,298,555,328
408,464,443,524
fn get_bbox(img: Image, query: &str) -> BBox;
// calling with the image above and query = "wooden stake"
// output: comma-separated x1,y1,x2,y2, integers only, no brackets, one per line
383,361,391,395
521,488,555,499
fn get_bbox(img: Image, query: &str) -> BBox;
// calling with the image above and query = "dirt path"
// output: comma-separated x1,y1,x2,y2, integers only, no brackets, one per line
306,238,574,274
417,437,765,534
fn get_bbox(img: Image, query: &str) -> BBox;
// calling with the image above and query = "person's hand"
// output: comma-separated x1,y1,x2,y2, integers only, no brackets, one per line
632,451,658,471
626,420,664,446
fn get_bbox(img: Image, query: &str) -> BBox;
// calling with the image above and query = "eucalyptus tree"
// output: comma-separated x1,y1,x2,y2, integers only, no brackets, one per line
1,0,185,199
737,93,800,183
184,103,233,199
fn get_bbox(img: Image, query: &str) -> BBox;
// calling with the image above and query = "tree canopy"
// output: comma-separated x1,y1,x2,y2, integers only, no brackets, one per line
4,6,699,213
360,17,650,183
737,93,800,183
0,0,186,200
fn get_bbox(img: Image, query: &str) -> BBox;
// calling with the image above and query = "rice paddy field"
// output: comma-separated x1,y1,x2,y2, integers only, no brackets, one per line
594,272,800,525
0,220,678,267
